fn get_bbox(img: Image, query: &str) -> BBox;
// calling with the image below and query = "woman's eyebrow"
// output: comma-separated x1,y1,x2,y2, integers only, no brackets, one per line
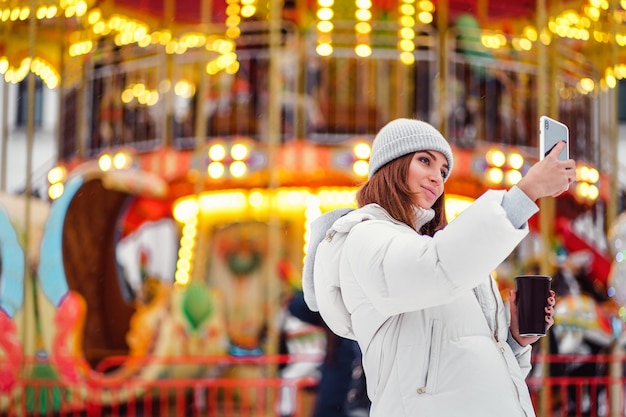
419,150,449,171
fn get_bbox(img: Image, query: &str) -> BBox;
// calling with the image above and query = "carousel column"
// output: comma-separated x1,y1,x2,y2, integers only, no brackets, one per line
607,0,620,233
19,0,38,373
265,0,283,378
162,0,175,148
189,3,211,287
193,11,210,152
162,57,175,149
24,0,38,278
193,3,210,149
76,35,89,159
55,17,65,166
536,0,553,416
475,0,487,25
608,2,623,415
1,79,7,192
436,0,448,136
0,0,9,192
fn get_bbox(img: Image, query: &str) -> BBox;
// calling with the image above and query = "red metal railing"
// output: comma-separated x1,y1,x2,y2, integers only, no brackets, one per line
2,353,626,417
1,354,320,417
528,354,626,417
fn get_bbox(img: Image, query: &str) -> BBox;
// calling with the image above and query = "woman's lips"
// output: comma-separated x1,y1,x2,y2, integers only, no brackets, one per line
422,185,437,199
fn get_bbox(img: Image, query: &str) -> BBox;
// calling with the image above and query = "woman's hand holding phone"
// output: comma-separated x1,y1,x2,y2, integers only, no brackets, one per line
516,141,576,201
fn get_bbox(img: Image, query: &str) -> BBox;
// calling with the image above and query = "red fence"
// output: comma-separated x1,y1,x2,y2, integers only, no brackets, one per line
528,354,626,417
2,354,626,417
1,377,317,417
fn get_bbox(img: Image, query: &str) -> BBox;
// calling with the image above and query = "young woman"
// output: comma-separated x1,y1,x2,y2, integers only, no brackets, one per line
302,118,574,416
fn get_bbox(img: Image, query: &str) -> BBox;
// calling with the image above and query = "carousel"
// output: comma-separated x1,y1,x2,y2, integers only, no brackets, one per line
0,0,625,414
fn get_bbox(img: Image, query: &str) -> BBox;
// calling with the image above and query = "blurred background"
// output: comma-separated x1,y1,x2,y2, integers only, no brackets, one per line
1,0,626,416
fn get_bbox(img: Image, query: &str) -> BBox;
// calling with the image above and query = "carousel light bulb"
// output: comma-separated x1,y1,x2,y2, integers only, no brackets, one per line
400,15,415,27
316,43,333,56
241,5,256,18
317,8,333,20
508,153,524,170
147,91,159,106
400,27,415,39
182,224,197,239
229,161,247,177
355,44,372,57
519,38,533,51
209,144,226,161
178,247,191,259
175,270,190,285
121,89,134,103
418,0,435,12
580,77,595,93
225,61,239,75
249,191,265,208
180,235,195,248
524,25,538,41
400,51,415,65
208,161,225,178
173,198,199,223
231,143,248,161
355,9,372,21
505,169,522,185
400,4,415,15
355,22,371,34
486,149,506,167
98,154,112,171
176,258,191,273
87,8,101,24
399,39,415,51
487,167,504,184
48,183,64,200
417,11,433,24
353,160,369,176
576,181,590,198
47,166,67,184
354,142,371,159
113,151,130,169
317,20,333,32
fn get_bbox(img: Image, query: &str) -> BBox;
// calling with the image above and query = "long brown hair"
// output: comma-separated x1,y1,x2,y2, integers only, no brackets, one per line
356,153,447,236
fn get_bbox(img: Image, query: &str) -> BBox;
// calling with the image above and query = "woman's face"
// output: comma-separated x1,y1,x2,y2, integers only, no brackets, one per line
407,150,449,209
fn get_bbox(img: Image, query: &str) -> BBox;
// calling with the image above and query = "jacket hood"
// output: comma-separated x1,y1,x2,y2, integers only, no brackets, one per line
302,205,390,337
302,207,355,311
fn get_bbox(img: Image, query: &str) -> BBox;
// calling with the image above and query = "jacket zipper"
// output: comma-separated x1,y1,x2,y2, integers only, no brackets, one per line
418,320,441,394
487,279,505,354
488,277,529,417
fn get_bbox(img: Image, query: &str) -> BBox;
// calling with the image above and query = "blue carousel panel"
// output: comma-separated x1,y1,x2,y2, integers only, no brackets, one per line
0,203,25,317
37,177,82,307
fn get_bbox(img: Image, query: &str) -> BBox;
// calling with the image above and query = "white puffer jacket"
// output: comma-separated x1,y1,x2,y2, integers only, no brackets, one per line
305,190,537,417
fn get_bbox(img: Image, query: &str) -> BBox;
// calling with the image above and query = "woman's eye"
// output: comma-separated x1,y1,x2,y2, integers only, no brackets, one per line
441,171,448,179
419,157,430,164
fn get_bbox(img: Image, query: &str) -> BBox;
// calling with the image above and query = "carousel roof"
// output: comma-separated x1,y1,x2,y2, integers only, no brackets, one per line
0,0,623,88
109,0,541,24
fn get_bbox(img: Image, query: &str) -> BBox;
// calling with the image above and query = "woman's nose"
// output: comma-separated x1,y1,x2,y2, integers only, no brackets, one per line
429,171,442,184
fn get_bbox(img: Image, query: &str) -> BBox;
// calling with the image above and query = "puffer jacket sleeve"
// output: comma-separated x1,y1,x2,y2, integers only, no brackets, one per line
345,190,530,316
507,331,533,377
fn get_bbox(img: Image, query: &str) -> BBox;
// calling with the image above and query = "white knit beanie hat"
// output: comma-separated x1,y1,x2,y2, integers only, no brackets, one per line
368,118,453,180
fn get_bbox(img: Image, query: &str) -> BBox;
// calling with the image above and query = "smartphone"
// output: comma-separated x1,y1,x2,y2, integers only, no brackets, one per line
539,116,569,161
